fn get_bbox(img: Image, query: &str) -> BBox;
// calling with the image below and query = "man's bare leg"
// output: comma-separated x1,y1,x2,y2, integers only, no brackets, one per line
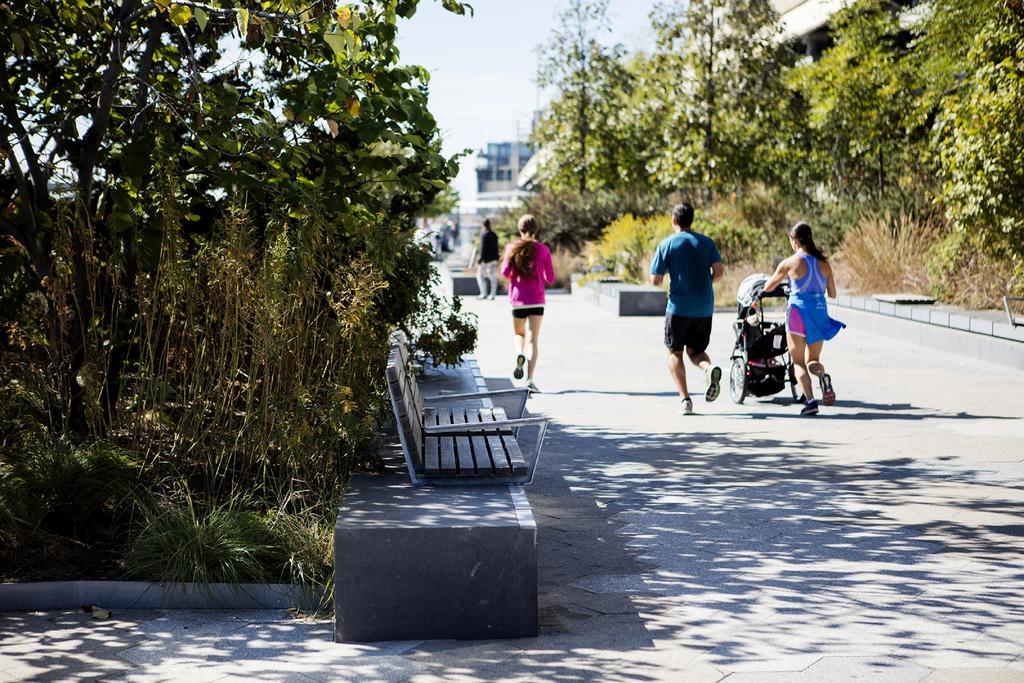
688,350,711,371
668,351,690,399
688,349,721,402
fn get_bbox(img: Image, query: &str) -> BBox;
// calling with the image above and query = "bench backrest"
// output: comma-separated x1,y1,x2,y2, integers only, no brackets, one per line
385,340,424,471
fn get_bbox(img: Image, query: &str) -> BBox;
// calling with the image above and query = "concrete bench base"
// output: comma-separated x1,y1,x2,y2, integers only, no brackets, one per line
448,273,504,297
571,279,666,316
334,475,537,642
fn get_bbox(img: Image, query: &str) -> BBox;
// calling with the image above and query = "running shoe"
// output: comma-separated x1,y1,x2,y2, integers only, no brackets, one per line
513,353,526,380
819,373,836,406
800,399,819,416
705,365,722,402
527,379,541,394
680,397,694,415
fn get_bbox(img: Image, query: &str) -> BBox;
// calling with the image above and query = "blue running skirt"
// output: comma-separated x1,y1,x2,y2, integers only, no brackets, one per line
787,293,845,345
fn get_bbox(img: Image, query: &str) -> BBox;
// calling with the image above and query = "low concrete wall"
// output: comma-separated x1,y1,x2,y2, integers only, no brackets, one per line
571,278,667,316
832,295,1024,370
334,475,537,642
0,581,322,611
439,267,504,298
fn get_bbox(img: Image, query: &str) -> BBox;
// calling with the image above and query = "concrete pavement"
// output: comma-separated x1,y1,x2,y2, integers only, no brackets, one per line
3,292,1024,681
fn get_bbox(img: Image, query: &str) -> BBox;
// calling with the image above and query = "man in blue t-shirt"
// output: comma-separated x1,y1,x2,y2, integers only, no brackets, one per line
650,203,725,415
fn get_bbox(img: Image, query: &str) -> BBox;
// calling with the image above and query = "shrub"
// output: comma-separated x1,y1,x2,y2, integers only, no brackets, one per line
593,214,671,283
695,205,768,264
925,231,1023,309
402,274,478,367
506,189,662,254
0,438,139,538
591,202,769,286
836,212,939,295
126,492,288,584
551,249,587,289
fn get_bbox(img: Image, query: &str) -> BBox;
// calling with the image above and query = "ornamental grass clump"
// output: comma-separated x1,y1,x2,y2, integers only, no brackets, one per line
836,212,938,295
126,491,288,585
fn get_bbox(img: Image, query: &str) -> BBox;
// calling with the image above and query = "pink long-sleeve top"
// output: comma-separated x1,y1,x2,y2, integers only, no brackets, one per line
500,241,555,308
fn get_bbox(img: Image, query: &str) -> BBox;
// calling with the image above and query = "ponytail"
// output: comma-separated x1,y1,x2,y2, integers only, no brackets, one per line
789,222,827,262
509,214,540,277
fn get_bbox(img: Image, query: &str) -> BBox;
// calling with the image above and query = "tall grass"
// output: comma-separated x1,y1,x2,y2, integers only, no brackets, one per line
550,249,586,289
0,170,418,585
126,490,287,584
835,212,938,294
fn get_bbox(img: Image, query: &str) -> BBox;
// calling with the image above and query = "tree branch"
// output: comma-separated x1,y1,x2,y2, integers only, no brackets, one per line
131,15,165,139
79,0,137,208
0,63,50,213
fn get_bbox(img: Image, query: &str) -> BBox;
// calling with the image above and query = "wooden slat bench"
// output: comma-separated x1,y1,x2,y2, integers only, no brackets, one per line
385,340,549,485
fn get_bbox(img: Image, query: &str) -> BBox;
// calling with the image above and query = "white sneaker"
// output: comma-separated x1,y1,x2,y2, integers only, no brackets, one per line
680,397,694,415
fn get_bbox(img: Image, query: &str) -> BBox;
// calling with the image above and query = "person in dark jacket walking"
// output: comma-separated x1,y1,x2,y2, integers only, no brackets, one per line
476,218,500,300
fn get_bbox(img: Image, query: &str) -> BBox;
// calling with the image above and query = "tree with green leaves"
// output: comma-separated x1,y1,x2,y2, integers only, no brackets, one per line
0,0,469,431
649,0,792,202
534,0,636,194
787,0,932,206
933,0,1024,275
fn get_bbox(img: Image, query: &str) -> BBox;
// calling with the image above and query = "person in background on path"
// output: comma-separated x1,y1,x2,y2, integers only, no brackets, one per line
764,221,845,416
501,214,555,393
476,218,500,300
440,221,453,253
650,203,725,415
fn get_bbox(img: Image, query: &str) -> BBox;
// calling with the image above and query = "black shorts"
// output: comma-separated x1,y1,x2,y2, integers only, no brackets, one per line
664,313,712,354
512,306,544,319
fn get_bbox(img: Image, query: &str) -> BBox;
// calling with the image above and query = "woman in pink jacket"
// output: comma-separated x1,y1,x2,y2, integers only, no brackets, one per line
501,214,555,392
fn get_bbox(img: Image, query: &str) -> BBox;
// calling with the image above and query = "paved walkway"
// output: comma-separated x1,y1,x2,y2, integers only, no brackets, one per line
3,293,1024,682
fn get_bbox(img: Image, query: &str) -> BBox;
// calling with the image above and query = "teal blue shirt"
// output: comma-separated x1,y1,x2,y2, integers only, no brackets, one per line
650,231,722,317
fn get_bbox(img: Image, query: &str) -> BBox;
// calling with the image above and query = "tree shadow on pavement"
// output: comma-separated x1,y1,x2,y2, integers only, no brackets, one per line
424,381,1024,680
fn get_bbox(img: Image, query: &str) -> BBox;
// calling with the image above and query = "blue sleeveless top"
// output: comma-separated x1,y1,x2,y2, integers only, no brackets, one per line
789,253,828,295
787,252,846,344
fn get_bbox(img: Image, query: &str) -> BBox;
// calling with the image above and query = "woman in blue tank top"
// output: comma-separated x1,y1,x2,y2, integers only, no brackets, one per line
764,222,845,416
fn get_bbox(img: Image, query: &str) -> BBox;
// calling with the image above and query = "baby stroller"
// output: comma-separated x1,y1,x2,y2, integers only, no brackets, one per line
729,274,800,404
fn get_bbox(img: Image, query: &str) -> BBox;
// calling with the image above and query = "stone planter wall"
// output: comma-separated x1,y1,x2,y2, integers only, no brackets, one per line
571,276,666,316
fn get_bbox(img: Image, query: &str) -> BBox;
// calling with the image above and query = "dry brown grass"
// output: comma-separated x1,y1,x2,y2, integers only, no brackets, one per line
713,261,780,309
835,212,939,295
551,249,586,289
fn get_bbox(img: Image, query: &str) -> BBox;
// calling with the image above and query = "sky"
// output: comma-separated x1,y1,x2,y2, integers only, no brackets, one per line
396,0,661,205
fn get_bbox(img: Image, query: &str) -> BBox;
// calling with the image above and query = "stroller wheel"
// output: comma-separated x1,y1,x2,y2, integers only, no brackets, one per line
729,358,747,404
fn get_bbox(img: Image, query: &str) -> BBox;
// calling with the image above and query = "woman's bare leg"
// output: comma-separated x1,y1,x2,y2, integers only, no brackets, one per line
787,332,814,400
513,317,527,356
805,341,826,378
805,341,835,404
526,314,543,380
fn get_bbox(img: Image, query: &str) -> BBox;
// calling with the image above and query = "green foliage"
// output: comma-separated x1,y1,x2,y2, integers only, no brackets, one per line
0,0,462,433
126,492,287,584
0,438,138,538
401,270,478,367
593,205,767,285
648,0,794,200
594,214,671,283
925,230,1023,307
534,0,652,193
421,184,461,218
513,189,661,254
0,0,478,583
934,3,1024,275
125,487,336,586
694,205,769,265
788,0,935,205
